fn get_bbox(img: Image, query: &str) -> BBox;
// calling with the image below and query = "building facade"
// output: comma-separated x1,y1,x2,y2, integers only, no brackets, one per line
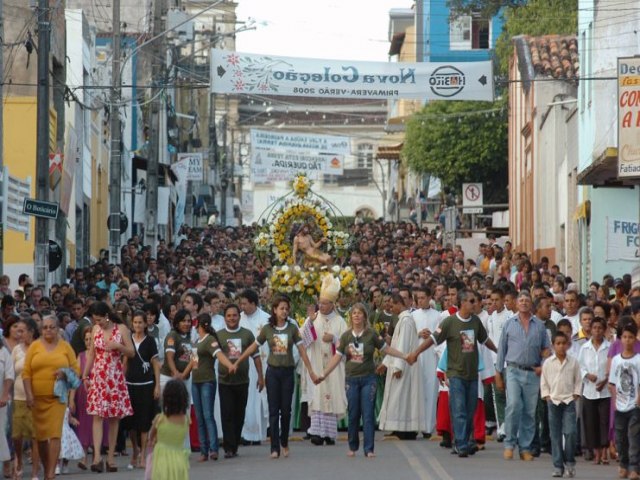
577,0,640,287
416,0,503,63
508,35,580,279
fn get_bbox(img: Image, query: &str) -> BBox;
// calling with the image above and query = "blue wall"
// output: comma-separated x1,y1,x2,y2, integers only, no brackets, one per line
421,0,503,63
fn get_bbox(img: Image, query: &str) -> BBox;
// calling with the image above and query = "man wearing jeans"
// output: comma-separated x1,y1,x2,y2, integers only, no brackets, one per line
495,291,551,461
408,289,497,457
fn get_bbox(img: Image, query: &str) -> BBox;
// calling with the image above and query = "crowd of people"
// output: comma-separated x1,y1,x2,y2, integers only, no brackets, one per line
0,221,636,479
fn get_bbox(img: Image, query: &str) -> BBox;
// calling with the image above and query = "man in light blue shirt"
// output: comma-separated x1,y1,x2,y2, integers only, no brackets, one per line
495,291,551,461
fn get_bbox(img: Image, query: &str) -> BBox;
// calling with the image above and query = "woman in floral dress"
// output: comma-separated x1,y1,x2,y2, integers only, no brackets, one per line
81,302,134,473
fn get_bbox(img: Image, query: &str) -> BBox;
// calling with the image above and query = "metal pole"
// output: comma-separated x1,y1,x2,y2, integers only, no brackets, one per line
108,0,122,265
35,0,50,289
220,113,227,226
144,0,165,255
230,128,235,225
0,0,4,276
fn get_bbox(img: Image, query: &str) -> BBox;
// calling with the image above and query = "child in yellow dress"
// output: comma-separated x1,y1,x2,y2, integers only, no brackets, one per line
147,380,190,480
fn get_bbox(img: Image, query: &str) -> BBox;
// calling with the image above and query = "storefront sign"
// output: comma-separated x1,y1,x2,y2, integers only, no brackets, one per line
618,57,640,178
606,217,639,261
212,49,494,101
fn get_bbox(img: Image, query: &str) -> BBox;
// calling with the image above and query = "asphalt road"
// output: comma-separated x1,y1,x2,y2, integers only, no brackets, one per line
30,434,617,479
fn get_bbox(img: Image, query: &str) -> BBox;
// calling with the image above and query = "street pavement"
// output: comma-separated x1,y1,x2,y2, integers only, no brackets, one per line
31,434,616,479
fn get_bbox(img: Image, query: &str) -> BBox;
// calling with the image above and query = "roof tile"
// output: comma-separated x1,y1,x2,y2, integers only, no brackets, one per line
527,35,579,81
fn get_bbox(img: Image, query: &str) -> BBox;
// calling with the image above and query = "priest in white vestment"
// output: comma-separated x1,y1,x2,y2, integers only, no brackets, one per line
411,287,440,436
302,275,347,445
239,289,270,443
378,294,426,438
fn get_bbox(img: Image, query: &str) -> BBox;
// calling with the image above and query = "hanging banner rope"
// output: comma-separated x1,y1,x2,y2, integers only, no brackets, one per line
211,49,494,101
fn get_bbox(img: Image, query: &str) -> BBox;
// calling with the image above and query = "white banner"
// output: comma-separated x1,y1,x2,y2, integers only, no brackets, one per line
618,57,640,177
3,168,31,235
606,217,639,261
211,49,494,101
252,151,343,183
157,186,170,225
172,153,203,182
250,129,351,154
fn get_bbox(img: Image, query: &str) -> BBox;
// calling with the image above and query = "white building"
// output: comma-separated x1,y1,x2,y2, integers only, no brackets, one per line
577,0,640,287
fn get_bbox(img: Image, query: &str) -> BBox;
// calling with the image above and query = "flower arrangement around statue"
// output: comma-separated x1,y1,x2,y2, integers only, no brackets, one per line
254,173,356,323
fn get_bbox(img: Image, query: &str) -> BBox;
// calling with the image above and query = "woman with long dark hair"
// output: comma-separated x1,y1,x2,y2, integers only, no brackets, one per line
81,301,135,473
121,311,161,470
321,303,411,457
237,297,317,458
191,313,235,462
159,309,194,393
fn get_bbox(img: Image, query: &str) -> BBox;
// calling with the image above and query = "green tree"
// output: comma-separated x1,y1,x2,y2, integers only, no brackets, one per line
402,99,508,203
495,0,578,75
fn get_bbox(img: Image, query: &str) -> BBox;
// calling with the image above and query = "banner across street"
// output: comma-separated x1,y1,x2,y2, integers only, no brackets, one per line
211,49,494,101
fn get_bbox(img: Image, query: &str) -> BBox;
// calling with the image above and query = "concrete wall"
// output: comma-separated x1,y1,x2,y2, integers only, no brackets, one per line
3,98,38,280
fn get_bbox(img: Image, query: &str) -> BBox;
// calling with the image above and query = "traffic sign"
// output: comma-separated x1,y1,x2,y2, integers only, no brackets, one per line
22,198,59,219
462,183,483,214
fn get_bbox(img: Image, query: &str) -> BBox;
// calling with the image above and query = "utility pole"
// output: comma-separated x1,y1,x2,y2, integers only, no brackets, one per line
108,0,122,265
0,0,4,276
184,40,196,228
35,0,50,289
144,0,165,255
208,26,218,224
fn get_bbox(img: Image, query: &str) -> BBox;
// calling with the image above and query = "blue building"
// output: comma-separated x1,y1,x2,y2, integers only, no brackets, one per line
416,0,503,63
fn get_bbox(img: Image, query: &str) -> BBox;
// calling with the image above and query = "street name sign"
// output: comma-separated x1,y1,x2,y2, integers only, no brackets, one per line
22,198,59,220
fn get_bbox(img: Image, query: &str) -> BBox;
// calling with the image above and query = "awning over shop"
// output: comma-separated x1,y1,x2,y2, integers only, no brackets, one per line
376,142,403,161
577,147,640,187
573,200,590,221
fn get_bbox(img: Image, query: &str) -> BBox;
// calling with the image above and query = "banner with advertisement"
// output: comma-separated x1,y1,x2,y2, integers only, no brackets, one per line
618,57,640,178
211,49,494,101
250,129,349,184
606,217,640,261
172,153,203,182
250,129,351,154
252,150,344,183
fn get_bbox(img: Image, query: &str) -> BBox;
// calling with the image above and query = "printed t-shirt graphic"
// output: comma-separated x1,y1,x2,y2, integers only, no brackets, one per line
227,338,242,359
272,334,288,355
461,329,475,353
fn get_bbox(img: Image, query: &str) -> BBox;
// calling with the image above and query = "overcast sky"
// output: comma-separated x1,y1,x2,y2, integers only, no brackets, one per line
235,0,414,62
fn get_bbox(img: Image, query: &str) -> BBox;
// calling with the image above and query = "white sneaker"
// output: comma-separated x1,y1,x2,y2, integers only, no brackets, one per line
54,464,60,475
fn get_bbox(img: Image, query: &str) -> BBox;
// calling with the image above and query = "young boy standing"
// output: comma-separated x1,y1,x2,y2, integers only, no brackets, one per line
541,332,582,478
609,322,640,480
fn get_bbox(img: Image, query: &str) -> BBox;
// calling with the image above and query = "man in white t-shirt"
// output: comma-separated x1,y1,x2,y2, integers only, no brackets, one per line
485,287,513,440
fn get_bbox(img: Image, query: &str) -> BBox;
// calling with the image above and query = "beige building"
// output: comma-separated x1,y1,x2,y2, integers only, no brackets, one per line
508,35,580,278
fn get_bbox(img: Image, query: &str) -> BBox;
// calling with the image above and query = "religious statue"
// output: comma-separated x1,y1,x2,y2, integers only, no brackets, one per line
292,223,333,266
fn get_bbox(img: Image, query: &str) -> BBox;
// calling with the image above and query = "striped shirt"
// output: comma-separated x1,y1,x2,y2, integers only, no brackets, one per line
495,314,550,372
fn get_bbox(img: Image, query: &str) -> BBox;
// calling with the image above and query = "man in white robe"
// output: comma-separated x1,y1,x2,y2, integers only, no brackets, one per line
378,295,425,438
303,275,347,445
238,289,270,444
411,286,440,437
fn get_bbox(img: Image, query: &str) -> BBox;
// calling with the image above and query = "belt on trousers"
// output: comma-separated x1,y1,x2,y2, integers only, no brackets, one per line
507,362,535,372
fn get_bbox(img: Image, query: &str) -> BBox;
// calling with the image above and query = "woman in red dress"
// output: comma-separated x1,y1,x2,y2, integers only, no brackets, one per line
81,302,134,473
